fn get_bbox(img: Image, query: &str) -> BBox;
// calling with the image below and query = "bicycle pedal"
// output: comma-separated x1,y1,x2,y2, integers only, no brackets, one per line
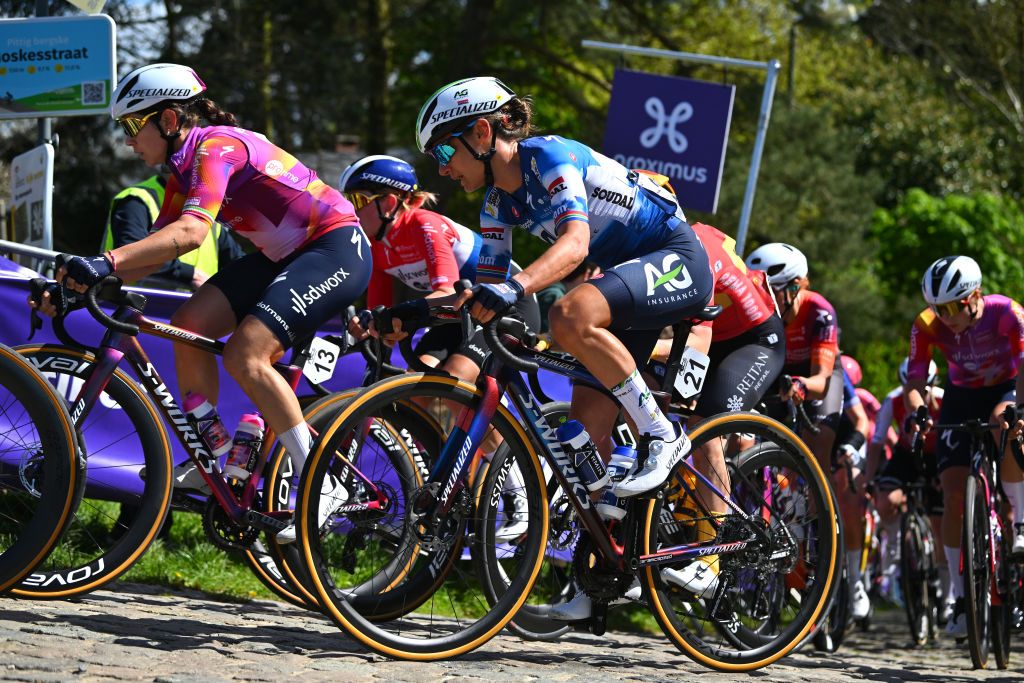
589,602,608,637
245,510,290,532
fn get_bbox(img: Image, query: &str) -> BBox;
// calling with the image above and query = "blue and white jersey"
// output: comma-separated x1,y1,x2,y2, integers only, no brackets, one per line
477,135,686,278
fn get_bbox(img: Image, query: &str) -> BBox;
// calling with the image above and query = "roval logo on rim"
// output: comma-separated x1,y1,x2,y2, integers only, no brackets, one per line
640,97,693,154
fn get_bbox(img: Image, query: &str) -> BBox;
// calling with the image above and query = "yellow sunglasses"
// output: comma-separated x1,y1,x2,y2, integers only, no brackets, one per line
117,110,158,138
930,299,970,318
345,192,385,211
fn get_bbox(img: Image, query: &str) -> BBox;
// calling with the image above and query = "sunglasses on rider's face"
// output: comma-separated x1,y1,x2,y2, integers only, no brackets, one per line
930,298,971,319
117,110,158,138
772,282,801,295
427,120,478,166
345,192,385,211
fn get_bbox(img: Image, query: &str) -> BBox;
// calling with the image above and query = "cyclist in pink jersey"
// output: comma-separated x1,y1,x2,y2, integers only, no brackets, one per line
905,255,1024,637
34,64,371,543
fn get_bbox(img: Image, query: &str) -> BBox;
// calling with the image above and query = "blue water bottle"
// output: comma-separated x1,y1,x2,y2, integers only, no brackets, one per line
556,420,610,492
597,445,637,520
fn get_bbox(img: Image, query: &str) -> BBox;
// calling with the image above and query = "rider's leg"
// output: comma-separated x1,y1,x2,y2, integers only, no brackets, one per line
170,283,237,401
994,400,1024,553
940,465,968,604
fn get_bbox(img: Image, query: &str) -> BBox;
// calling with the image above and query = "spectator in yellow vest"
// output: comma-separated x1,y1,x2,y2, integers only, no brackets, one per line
101,174,244,290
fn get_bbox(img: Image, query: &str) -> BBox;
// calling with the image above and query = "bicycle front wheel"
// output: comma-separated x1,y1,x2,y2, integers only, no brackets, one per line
298,373,549,660
0,344,79,592
963,472,992,668
11,345,172,598
642,412,838,672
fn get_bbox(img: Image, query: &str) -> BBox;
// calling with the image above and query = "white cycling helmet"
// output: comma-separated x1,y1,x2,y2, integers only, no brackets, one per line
111,63,206,120
899,357,939,386
920,255,982,305
744,243,808,288
415,76,516,153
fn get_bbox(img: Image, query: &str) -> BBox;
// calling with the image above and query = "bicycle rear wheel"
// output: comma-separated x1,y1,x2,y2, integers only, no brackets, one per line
0,344,79,592
963,472,992,669
11,345,172,598
899,509,938,646
298,373,549,660
642,413,838,672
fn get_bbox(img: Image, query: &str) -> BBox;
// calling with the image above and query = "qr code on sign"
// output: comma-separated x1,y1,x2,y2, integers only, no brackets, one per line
81,81,106,105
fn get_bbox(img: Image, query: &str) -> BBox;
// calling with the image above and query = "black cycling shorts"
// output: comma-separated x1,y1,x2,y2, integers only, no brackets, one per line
208,225,372,349
586,222,714,370
934,379,1016,473
694,315,786,416
876,446,944,515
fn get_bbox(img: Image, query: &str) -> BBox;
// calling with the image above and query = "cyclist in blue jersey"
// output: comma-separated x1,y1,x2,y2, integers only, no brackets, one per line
415,77,715,619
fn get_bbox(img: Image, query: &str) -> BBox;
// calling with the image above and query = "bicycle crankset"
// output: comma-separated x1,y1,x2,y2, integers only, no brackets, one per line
203,498,260,551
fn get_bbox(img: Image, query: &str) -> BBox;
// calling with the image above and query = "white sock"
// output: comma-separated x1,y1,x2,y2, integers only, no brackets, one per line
846,550,863,587
945,546,963,600
1003,479,1024,526
611,368,674,440
279,423,312,475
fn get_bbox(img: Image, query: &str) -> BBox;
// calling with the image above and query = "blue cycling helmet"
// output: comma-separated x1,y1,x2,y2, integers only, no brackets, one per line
339,155,418,195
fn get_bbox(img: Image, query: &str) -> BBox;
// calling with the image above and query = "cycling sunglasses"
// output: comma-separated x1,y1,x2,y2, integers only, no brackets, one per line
427,120,478,166
771,282,801,295
117,110,159,138
345,192,385,211
930,298,970,318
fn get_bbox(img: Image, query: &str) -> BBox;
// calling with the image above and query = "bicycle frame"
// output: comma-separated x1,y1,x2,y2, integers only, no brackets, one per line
60,303,308,526
423,337,762,576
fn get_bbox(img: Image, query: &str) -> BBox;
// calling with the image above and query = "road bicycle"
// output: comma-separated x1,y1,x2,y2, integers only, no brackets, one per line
898,405,944,646
0,341,80,593
933,407,1022,669
292,295,839,669
13,272,413,603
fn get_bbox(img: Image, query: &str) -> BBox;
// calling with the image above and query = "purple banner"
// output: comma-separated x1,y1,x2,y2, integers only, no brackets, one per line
602,69,735,214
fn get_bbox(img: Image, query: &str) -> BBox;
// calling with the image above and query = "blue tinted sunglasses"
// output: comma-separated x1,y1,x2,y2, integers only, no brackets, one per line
428,121,477,166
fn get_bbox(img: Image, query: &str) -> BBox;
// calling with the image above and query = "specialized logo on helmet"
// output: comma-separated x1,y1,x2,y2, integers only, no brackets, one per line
640,97,693,154
359,172,413,192
430,97,503,125
644,254,693,296
124,87,195,99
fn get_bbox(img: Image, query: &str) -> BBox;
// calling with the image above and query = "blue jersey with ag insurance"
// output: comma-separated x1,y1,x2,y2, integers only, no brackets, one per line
476,136,686,278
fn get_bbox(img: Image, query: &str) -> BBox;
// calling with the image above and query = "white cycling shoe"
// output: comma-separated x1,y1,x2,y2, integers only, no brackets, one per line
614,427,691,498
850,579,871,620
548,580,643,621
171,462,211,495
1012,524,1024,559
495,493,529,542
662,557,720,599
276,474,348,545
945,598,967,638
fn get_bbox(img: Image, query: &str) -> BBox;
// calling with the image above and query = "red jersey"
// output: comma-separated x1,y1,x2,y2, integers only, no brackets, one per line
690,223,775,341
783,290,839,376
367,208,481,308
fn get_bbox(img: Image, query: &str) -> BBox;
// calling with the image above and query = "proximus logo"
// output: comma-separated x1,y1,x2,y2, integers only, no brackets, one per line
640,97,692,154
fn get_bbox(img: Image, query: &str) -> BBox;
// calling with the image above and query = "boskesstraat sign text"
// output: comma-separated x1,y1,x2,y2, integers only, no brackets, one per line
602,69,735,214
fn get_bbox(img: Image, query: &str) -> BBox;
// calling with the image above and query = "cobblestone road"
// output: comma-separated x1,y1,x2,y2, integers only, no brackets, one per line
2,583,1023,682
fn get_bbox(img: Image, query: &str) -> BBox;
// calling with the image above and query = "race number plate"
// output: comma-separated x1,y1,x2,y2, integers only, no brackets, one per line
673,347,711,400
303,336,341,385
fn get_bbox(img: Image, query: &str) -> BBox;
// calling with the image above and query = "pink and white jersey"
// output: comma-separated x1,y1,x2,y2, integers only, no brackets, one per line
155,126,359,261
907,294,1024,388
367,208,482,308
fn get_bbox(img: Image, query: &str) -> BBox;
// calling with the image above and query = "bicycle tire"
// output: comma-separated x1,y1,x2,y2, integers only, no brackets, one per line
642,412,839,672
992,518,1011,669
899,509,936,646
473,400,572,642
963,472,992,669
298,373,549,660
812,566,850,652
0,344,80,592
11,345,172,598
260,389,440,612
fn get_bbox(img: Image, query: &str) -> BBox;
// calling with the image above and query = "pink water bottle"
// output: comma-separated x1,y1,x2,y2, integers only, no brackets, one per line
225,413,265,481
183,392,232,460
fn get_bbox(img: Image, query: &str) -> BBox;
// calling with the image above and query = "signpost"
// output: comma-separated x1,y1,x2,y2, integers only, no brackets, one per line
10,143,54,270
583,40,779,255
0,14,116,119
602,69,735,214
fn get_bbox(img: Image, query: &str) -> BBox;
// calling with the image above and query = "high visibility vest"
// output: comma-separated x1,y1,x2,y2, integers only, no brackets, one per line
101,175,222,278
